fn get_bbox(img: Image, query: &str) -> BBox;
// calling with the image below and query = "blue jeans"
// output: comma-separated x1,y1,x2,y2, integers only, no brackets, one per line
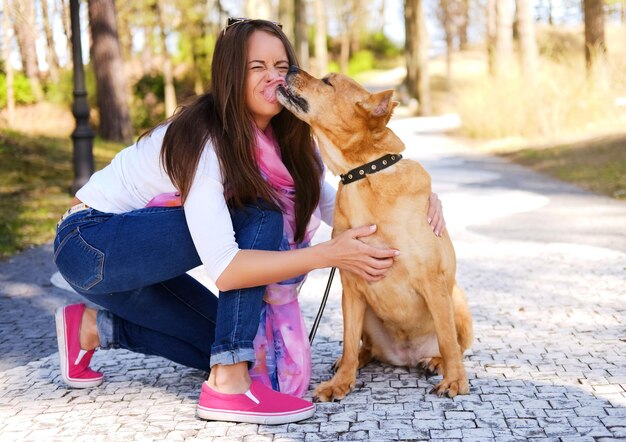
53,202,283,371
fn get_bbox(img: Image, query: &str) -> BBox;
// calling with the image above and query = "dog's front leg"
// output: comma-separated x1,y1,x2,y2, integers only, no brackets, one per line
423,280,469,398
314,283,367,402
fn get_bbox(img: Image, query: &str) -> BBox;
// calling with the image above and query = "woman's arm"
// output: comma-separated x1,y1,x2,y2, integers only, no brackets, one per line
216,224,397,291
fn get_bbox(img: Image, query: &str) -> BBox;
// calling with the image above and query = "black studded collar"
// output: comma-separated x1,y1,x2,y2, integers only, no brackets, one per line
339,153,403,185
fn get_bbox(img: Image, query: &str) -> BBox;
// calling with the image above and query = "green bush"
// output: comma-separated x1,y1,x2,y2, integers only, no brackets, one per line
43,66,97,108
365,32,402,59
0,73,37,107
348,50,375,76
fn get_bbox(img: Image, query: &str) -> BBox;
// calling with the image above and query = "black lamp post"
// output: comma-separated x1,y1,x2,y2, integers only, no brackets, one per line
69,0,94,194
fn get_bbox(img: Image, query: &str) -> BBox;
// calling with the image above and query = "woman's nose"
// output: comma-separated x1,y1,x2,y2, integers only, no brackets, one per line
267,67,283,80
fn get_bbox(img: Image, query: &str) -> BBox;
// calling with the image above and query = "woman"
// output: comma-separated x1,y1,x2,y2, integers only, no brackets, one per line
53,18,446,425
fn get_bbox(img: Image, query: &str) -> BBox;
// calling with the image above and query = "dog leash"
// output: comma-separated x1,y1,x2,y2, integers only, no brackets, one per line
308,266,336,344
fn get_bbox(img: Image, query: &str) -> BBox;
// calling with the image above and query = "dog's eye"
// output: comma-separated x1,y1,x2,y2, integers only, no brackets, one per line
321,77,332,86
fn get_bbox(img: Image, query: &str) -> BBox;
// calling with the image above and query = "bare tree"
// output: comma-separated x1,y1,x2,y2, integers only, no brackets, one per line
495,0,513,76
88,0,132,142
154,0,176,117
294,0,309,69
486,0,496,75
41,0,60,81
278,0,295,42
515,0,538,78
11,0,43,100
437,0,457,88
313,0,328,76
458,0,469,50
583,0,606,74
405,0,430,115
57,0,73,67
2,0,15,127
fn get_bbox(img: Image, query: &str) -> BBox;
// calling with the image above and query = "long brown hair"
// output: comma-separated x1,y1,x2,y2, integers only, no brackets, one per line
142,20,322,243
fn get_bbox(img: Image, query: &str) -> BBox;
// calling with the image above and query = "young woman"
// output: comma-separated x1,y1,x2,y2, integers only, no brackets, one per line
53,18,446,425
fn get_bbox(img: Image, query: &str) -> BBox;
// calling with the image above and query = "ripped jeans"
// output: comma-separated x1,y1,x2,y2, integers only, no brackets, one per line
53,202,283,371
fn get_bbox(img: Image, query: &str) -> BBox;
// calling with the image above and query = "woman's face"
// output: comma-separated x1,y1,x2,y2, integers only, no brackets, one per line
245,30,290,131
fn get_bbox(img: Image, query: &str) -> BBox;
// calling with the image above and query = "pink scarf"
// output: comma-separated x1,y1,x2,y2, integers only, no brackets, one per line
248,125,320,397
145,125,320,397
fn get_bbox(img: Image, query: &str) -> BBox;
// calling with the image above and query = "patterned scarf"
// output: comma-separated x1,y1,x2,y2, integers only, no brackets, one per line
248,124,321,397
145,125,320,397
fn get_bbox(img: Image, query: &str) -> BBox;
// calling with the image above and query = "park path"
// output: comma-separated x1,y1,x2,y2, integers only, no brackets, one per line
0,115,625,441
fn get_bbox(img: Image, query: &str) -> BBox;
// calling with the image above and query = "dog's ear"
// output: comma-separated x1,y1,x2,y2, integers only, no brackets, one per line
358,90,398,119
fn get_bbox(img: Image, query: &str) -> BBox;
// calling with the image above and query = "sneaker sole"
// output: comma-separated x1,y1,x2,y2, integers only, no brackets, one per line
196,404,315,425
55,307,103,389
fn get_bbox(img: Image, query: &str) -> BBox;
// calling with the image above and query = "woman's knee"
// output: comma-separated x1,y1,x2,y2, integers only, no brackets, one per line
231,200,283,251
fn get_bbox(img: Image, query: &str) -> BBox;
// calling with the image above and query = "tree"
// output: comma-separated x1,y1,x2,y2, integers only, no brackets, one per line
11,0,43,100
41,0,60,81
583,0,606,75
458,0,469,50
486,0,496,75
154,0,177,117
515,0,538,78
294,0,309,68
404,0,430,115
313,0,328,76
88,0,132,142
57,0,73,67
278,0,295,42
495,0,513,76
2,0,15,127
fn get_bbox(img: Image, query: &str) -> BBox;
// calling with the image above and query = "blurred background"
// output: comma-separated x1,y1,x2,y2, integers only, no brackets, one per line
0,0,624,260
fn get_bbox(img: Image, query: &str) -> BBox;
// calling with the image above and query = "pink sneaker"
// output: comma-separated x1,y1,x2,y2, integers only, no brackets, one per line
197,380,315,424
55,304,103,388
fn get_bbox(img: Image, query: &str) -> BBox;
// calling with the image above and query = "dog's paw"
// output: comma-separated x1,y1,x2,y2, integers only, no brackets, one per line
418,357,444,376
430,377,470,398
313,378,355,402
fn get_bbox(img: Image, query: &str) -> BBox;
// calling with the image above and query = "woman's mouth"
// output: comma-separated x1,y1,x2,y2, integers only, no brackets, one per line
263,78,287,104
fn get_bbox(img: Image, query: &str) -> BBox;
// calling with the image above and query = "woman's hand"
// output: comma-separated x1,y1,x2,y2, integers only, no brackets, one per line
427,192,446,237
320,224,399,282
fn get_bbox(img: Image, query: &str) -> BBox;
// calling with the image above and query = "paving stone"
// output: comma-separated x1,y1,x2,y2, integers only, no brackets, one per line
2,128,626,440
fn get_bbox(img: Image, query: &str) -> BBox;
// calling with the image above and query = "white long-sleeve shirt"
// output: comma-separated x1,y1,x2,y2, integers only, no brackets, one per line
76,124,336,283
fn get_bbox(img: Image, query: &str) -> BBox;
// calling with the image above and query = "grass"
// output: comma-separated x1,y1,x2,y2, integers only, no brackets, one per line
0,130,124,259
500,133,626,199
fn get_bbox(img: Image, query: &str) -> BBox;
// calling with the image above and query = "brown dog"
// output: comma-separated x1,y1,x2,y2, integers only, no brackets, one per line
277,67,473,401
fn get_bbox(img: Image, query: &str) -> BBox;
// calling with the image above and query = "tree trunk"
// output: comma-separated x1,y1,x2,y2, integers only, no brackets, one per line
515,0,538,78
88,0,133,142
313,0,328,76
404,0,430,116
3,0,15,127
440,0,455,89
154,0,177,117
11,0,43,100
495,0,513,77
583,0,606,75
294,0,309,69
548,0,553,25
340,29,350,73
58,0,73,67
486,0,497,75
41,0,60,81
458,0,469,50
142,26,154,75
278,0,295,42
378,0,386,33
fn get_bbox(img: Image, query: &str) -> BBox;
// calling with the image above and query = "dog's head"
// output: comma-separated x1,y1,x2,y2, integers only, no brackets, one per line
277,66,403,174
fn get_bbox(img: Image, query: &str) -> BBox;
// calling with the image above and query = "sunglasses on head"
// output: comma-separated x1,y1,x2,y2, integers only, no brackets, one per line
223,17,283,35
